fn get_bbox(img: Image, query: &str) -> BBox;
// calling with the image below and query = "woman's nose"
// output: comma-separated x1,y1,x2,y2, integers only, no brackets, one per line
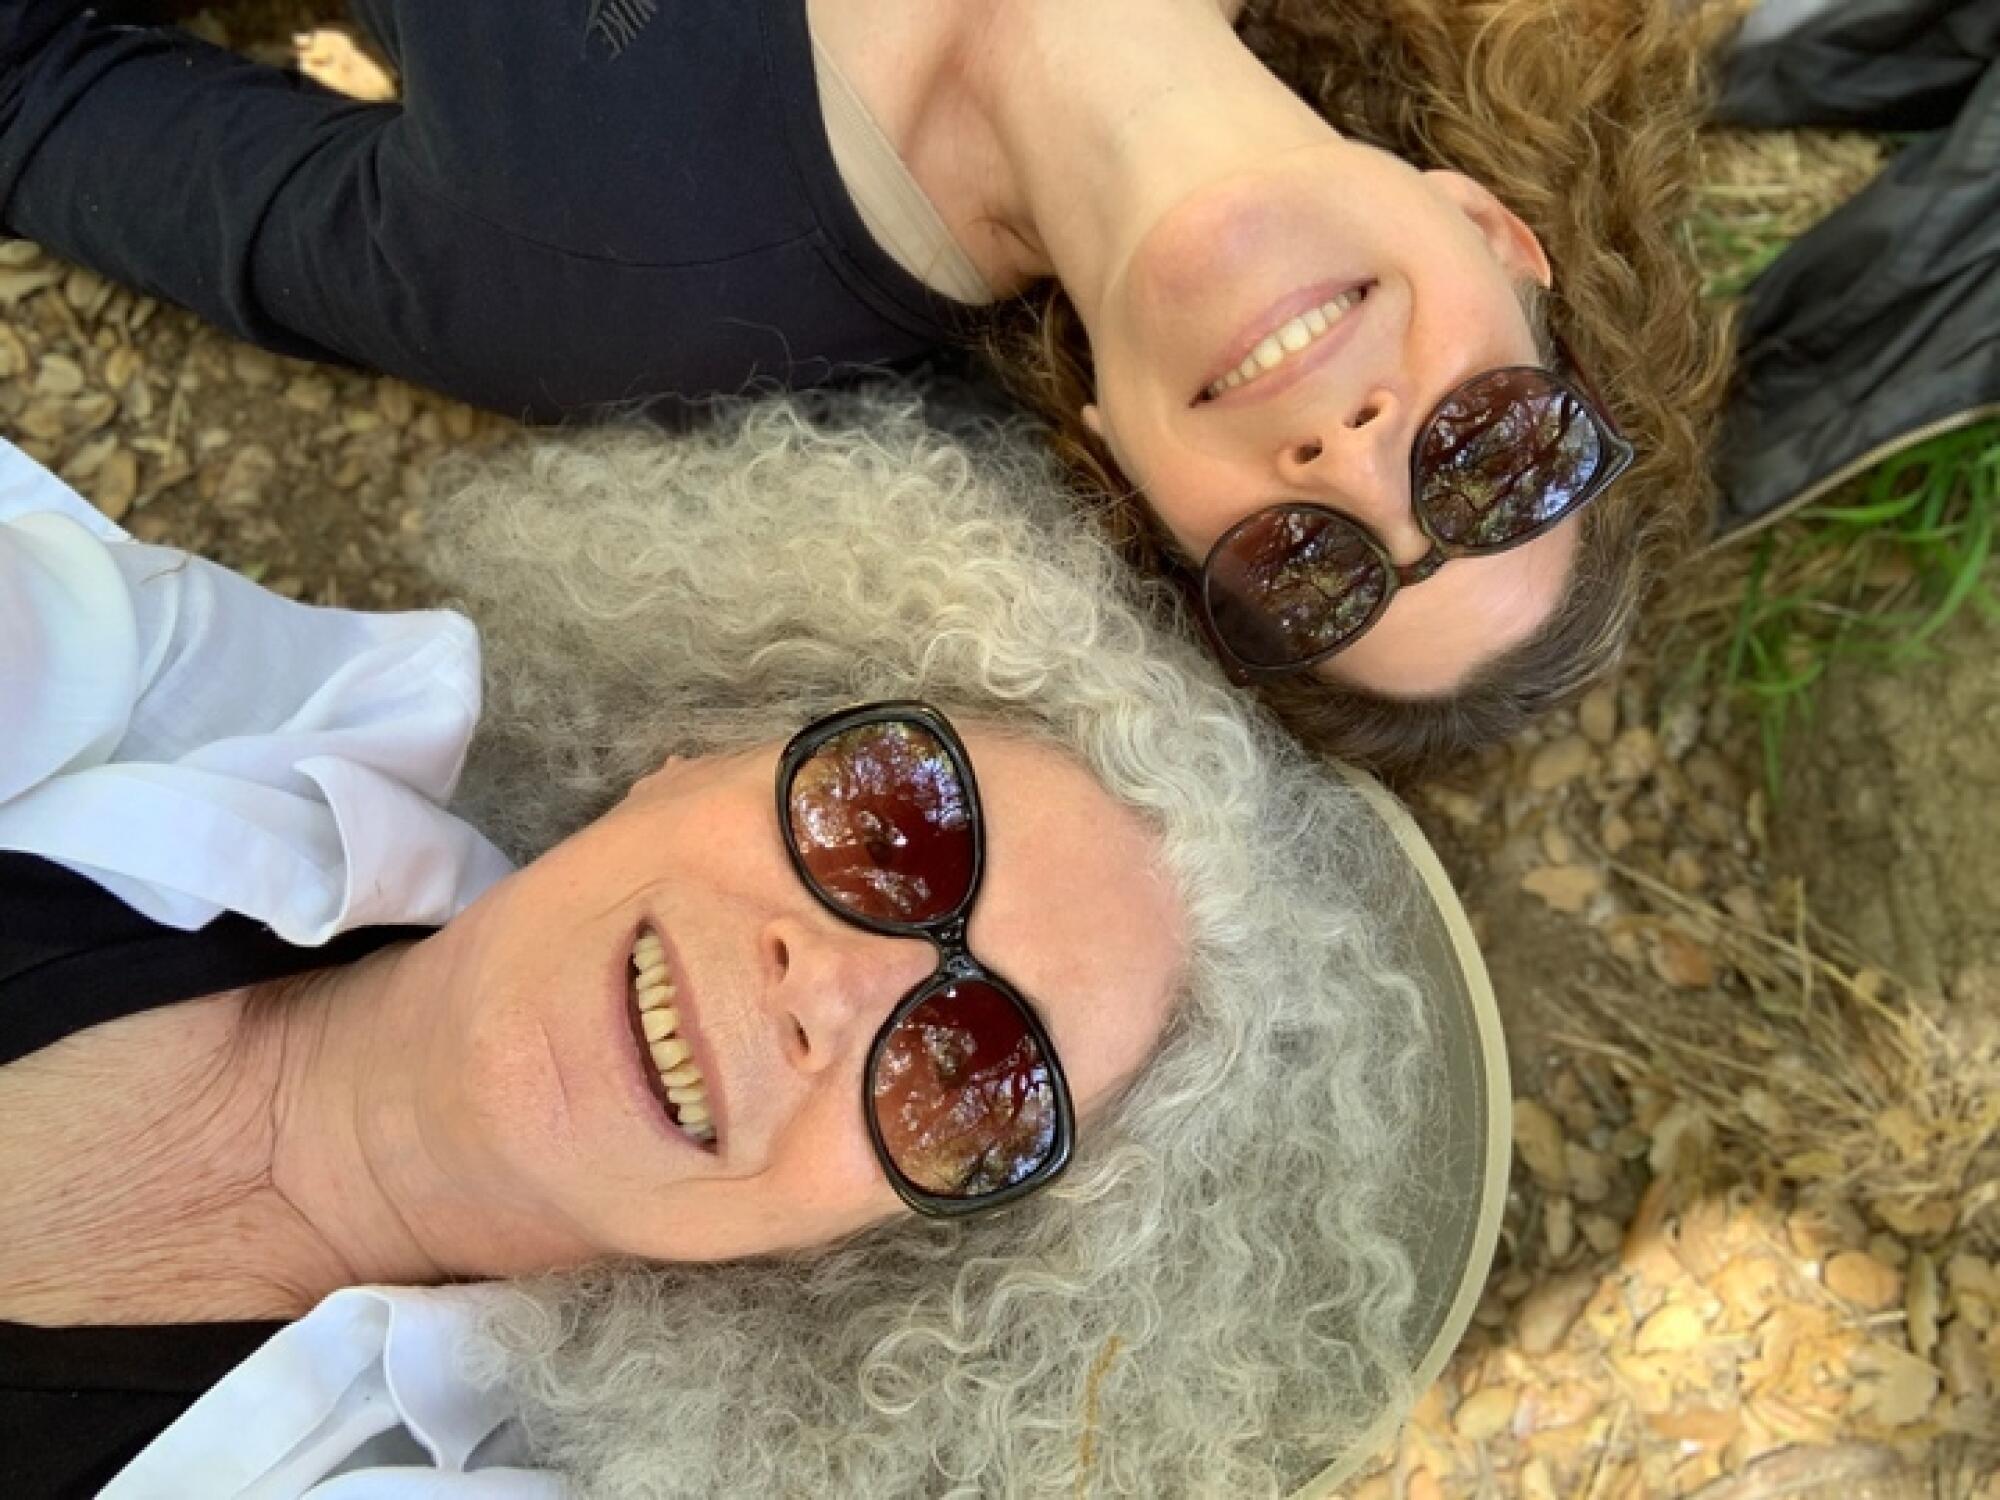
1271,387,1433,564
758,918,938,1074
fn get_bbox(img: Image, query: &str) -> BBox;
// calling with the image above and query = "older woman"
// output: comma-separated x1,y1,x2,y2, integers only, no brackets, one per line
0,0,1727,775
0,398,1507,1497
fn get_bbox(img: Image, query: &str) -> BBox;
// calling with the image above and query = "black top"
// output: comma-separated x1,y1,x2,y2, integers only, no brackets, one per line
0,852,425,1499
0,0,972,421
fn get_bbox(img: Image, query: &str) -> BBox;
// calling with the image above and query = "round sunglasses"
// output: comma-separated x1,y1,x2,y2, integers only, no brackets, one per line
777,701,1075,1219
1197,358,1635,678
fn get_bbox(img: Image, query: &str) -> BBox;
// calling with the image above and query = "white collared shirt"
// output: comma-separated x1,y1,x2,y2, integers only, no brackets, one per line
99,1287,560,1500
1,441,554,1496
0,441,513,940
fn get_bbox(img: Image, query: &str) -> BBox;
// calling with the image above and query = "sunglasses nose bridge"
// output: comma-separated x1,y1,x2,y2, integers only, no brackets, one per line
1395,544,1447,587
929,913,971,956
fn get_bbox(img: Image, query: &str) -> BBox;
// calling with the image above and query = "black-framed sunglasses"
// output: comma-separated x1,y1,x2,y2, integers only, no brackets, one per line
1196,352,1636,679
777,701,1075,1219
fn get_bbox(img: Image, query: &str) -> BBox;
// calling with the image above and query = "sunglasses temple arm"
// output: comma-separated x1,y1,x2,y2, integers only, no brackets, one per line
1552,333,1629,440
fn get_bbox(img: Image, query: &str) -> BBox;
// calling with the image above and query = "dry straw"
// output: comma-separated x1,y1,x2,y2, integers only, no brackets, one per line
1558,860,2000,1256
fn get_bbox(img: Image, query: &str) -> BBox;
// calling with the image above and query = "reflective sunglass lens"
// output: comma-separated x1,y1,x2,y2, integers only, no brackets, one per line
1206,507,1389,669
873,980,1058,1198
787,720,976,926
1419,370,1604,547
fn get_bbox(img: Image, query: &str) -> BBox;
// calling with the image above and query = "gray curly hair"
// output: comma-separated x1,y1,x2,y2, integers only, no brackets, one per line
422,395,1441,1497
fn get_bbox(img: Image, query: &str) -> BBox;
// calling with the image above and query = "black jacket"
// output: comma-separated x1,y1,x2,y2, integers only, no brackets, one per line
1715,0,2000,533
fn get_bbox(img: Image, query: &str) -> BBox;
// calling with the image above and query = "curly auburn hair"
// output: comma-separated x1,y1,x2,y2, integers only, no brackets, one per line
984,0,1736,782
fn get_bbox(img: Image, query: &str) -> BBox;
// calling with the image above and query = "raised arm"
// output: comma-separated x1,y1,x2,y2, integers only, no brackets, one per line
0,10,426,380
0,8,696,419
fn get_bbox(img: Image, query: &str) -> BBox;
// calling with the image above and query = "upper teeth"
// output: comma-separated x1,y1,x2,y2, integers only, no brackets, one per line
1205,286,1368,401
632,929,714,1146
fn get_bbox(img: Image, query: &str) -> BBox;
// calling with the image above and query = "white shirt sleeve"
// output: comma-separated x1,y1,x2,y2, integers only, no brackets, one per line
99,1286,563,1500
0,439,513,942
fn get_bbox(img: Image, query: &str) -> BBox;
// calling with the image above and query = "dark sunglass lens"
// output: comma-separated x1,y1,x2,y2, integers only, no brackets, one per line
788,720,976,926
1418,371,1604,547
1206,508,1388,669
873,980,1059,1199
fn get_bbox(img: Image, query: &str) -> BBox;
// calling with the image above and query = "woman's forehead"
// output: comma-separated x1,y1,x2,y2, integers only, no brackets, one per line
956,727,1155,876
955,727,1186,1102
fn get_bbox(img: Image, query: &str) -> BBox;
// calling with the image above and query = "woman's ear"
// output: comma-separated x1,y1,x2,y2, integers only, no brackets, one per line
1422,170,1553,289
1082,404,1105,439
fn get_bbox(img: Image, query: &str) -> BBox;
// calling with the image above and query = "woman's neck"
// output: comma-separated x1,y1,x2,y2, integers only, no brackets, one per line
974,0,1333,313
0,939,594,1326
260,938,602,1300
0,983,344,1324
816,0,1329,315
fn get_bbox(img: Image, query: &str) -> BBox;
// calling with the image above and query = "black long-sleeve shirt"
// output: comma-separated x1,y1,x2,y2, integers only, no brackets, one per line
0,0,970,421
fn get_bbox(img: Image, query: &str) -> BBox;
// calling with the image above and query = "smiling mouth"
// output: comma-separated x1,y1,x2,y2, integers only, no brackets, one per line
627,926,717,1151
1194,282,1373,405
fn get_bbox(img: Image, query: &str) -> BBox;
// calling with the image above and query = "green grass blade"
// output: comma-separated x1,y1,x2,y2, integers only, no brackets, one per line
1901,503,1993,651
